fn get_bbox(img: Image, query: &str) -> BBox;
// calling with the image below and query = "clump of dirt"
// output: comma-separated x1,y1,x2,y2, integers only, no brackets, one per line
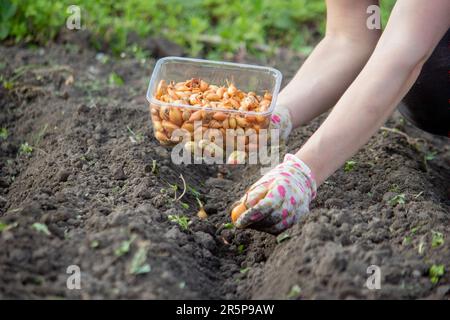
0,41,448,299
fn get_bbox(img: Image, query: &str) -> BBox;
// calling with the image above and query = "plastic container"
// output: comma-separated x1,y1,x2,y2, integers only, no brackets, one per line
146,57,282,153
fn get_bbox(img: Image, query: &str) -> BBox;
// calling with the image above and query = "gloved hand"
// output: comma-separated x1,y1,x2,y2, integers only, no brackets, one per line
269,105,293,143
232,153,317,234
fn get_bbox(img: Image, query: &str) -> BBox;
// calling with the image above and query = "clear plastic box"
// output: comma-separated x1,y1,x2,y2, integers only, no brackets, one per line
146,57,282,153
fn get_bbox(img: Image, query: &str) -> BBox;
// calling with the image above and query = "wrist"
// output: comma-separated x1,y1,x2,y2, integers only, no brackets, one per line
284,153,317,200
271,105,293,141
294,149,324,187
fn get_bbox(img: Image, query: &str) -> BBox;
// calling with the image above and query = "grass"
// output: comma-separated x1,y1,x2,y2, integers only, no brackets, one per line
1,0,396,58
126,125,144,144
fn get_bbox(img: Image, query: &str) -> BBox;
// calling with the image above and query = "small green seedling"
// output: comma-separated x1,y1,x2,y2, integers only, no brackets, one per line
188,186,201,199
223,223,234,230
0,221,8,232
402,227,419,246
418,238,426,255
127,125,144,143
168,183,179,199
115,235,136,257
402,235,412,246
19,142,33,155
90,240,100,249
237,244,245,254
389,184,400,193
168,215,190,231
180,202,189,210
129,245,151,275
240,267,250,274
424,151,437,161
3,80,13,90
0,128,8,139
431,231,444,248
151,159,158,174
287,284,302,299
429,264,445,284
0,221,17,232
389,194,406,206
35,123,48,145
32,223,51,236
276,232,291,244
344,160,357,172
108,72,124,86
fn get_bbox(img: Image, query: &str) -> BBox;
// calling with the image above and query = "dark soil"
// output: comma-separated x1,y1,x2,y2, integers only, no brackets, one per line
0,40,449,299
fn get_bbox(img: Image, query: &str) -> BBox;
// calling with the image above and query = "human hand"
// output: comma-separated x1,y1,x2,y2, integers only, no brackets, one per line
269,105,292,143
231,153,316,234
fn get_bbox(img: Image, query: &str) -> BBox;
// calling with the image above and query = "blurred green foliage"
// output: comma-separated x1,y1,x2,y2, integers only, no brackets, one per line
0,0,396,58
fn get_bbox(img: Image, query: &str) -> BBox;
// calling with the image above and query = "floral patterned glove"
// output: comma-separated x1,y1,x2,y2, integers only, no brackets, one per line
233,153,317,234
269,105,293,143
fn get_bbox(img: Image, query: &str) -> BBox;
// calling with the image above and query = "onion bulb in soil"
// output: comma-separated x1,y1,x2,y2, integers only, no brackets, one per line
231,202,247,223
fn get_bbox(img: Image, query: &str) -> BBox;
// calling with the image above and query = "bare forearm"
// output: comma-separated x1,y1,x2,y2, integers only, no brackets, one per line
296,54,420,185
277,35,378,127
296,0,450,186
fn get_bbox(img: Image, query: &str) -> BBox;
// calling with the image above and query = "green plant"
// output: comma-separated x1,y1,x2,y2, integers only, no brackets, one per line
237,244,245,254
0,127,8,139
425,151,437,161
429,264,445,284
0,220,8,232
287,284,301,299
0,0,17,40
276,232,291,244
168,215,190,231
431,231,444,248
32,222,51,236
19,142,33,155
389,193,406,206
389,184,400,193
344,160,357,172
223,222,234,230
240,267,250,274
114,235,136,256
2,0,398,58
180,202,189,210
108,72,124,86
129,245,151,275
90,240,100,248
151,159,158,174
127,125,143,143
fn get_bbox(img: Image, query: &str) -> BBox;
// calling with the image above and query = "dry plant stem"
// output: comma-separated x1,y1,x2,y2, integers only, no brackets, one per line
379,126,424,146
176,174,187,202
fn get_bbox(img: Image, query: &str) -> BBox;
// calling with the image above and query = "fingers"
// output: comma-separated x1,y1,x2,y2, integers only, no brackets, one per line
244,183,272,207
235,196,283,229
